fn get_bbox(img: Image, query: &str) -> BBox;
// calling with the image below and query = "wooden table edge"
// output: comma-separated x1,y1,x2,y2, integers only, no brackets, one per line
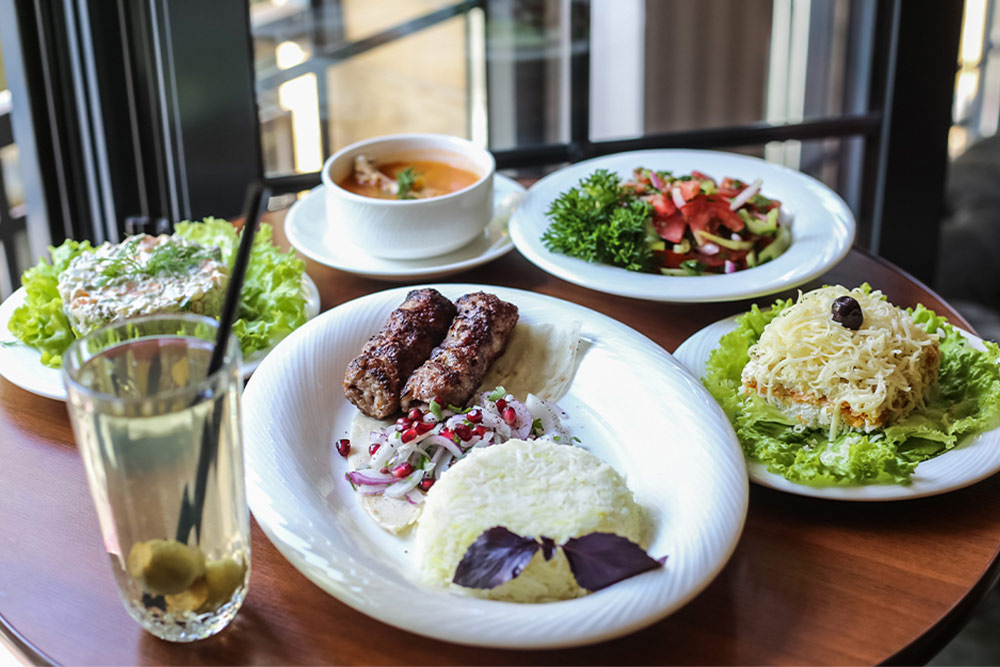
0,610,55,666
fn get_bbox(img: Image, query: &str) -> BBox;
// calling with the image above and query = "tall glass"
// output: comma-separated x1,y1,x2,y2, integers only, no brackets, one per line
63,314,250,642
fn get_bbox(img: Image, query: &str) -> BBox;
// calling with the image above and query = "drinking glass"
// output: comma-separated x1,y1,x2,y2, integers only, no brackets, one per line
63,314,250,642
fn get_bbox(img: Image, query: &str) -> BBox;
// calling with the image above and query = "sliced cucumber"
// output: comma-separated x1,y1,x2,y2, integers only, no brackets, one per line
695,230,754,251
739,207,778,235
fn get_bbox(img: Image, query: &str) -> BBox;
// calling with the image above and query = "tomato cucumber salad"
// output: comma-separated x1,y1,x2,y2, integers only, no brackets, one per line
542,167,791,276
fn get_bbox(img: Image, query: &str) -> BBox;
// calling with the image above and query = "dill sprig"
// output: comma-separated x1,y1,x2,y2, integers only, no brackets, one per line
94,236,216,285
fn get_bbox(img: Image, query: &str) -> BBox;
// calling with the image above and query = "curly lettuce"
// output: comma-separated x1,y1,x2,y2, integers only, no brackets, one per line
7,218,307,367
703,299,1000,485
7,240,94,367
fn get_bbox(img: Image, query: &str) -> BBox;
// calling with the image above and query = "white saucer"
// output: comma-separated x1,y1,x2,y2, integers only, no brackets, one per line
285,174,525,281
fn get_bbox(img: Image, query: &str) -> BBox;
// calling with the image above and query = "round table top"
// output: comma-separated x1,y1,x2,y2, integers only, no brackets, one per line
1,216,998,665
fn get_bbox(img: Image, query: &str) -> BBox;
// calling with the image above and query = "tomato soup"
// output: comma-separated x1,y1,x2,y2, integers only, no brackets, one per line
338,159,481,200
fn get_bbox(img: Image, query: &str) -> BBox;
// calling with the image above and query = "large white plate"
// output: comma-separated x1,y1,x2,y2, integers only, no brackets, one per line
242,284,748,649
509,149,855,302
674,315,1000,501
0,275,321,401
286,174,524,281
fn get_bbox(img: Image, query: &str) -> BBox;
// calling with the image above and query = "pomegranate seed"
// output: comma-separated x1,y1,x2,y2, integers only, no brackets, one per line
440,428,455,441
336,438,351,458
368,442,381,455
407,408,423,422
473,425,487,437
392,462,414,478
379,467,389,474
454,424,473,441
495,398,507,410
415,422,434,434
502,407,517,425
401,428,418,443
466,409,483,423
419,478,435,491
433,396,445,406
396,416,411,427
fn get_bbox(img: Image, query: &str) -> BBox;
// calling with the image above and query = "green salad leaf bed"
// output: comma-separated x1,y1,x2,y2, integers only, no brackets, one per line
7,218,307,368
703,299,1000,486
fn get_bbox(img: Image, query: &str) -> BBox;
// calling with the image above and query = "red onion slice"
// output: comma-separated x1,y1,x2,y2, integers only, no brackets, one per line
724,260,737,274
650,171,665,190
729,178,762,211
671,186,686,209
698,243,720,256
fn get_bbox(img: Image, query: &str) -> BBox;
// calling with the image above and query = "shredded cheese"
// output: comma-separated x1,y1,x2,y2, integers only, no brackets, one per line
741,285,940,430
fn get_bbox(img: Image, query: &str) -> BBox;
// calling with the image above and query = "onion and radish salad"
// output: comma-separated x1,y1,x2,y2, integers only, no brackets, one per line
542,167,792,276
341,387,572,505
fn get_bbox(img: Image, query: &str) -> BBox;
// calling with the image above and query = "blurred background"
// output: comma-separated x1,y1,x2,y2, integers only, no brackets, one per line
0,1,999,661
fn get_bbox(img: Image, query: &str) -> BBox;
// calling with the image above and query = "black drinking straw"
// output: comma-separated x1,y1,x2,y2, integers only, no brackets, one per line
175,181,270,545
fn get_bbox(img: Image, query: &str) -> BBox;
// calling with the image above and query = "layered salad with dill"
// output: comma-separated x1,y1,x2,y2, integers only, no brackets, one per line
8,218,308,367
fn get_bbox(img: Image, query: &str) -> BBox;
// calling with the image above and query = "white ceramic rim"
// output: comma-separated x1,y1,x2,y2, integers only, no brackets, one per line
509,149,856,303
242,283,750,648
320,133,496,206
673,313,1000,501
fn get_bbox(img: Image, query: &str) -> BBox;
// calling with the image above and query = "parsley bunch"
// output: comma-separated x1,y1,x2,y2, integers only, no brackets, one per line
541,169,654,272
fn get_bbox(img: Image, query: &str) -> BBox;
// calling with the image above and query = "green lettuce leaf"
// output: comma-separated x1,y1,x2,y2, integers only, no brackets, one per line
7,239,95,367
174,217,308,357
702,299,1000,486
9,218,307,366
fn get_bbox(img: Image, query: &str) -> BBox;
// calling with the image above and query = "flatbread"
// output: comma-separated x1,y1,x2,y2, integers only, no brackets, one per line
477,321,582,401
348,413,420,535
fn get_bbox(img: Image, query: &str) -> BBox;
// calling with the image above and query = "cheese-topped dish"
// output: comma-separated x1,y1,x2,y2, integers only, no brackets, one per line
58,233,229,335
741,285,940,433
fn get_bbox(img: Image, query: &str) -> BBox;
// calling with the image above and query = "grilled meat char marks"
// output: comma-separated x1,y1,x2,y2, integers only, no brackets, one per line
401,292,519,409
343,288,457,418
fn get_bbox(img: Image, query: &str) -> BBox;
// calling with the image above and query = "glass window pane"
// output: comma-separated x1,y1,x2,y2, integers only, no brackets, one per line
250,0,874,177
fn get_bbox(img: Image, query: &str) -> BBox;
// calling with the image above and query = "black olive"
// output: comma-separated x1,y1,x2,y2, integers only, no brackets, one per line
831,296,863,330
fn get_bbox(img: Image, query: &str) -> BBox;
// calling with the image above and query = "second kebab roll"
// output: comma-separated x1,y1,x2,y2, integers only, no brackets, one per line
401,292,519,410
344,288,457,418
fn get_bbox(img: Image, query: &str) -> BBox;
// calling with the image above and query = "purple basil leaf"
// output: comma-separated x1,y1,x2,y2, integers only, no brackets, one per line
540,536,557,561
453,526,541,589
562,532,665,591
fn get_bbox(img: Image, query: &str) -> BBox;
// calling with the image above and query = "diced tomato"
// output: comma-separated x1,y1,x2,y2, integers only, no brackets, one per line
653,211,686,243
707,199,745,231
718,177,743,198
680,198,713,232
677,179,701,201
649,192,677,218
660,250,689,269
690,170,714,184
699,253,728,268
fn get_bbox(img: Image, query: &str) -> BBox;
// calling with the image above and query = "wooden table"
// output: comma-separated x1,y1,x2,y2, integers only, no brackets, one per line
2,222,999,665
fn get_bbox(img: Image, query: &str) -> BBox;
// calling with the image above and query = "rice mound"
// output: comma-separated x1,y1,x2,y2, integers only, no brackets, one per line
415,439,647,602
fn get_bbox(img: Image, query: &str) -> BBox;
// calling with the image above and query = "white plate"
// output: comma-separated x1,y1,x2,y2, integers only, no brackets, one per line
286,174,525,281
242,284,748,649
509,149,855,303
674,314,1000,501
0,275,321,401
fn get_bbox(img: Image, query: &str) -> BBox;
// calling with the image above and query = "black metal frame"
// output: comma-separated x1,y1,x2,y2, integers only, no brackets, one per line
0,108,27,290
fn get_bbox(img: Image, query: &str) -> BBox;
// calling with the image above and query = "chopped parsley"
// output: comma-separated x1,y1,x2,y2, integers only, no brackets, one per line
396,166,418,200
542,169,654,273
